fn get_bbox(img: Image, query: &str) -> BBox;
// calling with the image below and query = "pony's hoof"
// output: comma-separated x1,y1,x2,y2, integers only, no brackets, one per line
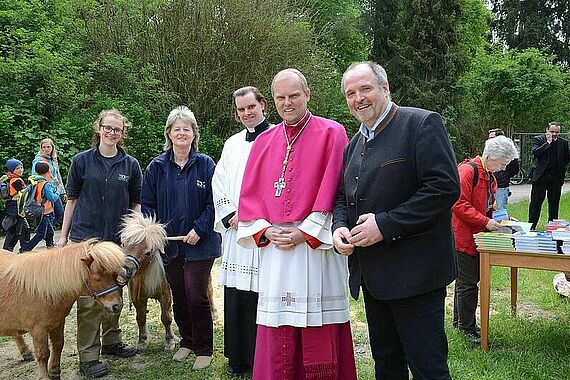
21,352,34,362
137,342,148,353
165,340,175,352
48,372,61,380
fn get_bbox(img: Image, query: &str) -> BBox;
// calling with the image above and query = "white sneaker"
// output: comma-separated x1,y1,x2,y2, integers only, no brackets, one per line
172,347,191,362
192,355,212,370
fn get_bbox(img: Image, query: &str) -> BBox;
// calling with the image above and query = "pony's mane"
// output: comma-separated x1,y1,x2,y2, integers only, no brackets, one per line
0,240,125,301
129,258,166,299
121,212,167,254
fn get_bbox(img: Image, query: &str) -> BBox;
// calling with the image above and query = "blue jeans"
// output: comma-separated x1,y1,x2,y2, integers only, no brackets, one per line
23,214,55,251
53,196,64,224
495,187,510,211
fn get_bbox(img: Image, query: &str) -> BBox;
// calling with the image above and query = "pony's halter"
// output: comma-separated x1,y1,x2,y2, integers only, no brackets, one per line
83,256,141,299
116,255,142,286
83,279,123,300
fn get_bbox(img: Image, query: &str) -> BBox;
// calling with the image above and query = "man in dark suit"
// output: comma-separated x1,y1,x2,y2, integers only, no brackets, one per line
528,121,570,230
333,61,459,379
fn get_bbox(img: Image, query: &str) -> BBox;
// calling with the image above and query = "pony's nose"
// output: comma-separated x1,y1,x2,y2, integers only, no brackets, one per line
108,303,122,314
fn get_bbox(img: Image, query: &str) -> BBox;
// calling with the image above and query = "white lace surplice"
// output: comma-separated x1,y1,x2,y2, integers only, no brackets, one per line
213,130,260,292
237,211,350,328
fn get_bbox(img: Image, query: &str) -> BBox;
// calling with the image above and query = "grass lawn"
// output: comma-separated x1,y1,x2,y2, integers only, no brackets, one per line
1,194,570,379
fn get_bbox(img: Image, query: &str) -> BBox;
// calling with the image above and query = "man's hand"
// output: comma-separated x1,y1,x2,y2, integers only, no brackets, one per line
348,213,383,247
486,219,501,231
546,131,553,143
228,214,238,229
333,227,354,256
183,229,200,245
265,226,304,250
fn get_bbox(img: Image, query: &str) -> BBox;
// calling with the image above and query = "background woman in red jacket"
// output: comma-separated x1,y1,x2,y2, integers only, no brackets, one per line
452,135,518,344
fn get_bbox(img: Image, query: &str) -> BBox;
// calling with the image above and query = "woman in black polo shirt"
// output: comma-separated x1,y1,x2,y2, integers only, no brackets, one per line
58,108,142,378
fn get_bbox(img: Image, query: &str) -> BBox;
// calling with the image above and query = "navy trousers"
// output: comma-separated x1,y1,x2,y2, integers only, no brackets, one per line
362,284,451,380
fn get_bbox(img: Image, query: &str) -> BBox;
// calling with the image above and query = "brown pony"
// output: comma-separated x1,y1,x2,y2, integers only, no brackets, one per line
120,213,219,353
0,240,126,380
120,212,174,352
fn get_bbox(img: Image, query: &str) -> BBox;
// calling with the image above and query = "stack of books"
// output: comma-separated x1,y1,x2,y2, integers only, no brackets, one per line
551,228,570,241
512,232,558,253
473,232,515,252
550,227,570,255
545,220,570,232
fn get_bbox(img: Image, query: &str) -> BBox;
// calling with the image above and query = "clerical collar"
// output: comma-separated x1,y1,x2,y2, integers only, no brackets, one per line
284,110,310,128
245,119,270,142
359,101,394,142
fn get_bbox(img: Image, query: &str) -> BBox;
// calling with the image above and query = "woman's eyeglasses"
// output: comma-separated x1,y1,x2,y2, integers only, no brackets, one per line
101,125,124,135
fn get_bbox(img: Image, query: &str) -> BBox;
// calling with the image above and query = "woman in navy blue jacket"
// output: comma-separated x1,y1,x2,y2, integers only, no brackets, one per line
141,106,221,370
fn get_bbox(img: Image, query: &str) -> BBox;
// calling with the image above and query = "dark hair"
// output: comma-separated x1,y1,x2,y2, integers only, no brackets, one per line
232,86,268,122
35,161,50,175
488,128,504,136
549,121,561,128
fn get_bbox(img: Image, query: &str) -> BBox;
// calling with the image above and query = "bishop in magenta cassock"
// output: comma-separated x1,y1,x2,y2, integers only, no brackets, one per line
237,69,357,380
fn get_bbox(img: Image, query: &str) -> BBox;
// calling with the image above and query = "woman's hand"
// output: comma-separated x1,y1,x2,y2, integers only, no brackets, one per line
183,229,200,245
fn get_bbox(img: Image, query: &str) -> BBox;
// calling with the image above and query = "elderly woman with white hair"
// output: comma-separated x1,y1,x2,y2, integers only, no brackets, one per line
141,106,221,370
452,135,518,345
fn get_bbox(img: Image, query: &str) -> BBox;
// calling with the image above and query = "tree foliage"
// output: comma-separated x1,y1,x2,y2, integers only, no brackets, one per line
1,0,364,176
454,47,570,157
364,0,489,114
491,0,570,65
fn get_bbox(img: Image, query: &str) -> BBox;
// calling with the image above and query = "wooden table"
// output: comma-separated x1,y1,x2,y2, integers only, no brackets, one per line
478,248,570,351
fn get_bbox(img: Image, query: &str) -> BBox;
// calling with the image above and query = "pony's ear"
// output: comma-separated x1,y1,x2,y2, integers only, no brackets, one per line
81,254,95,268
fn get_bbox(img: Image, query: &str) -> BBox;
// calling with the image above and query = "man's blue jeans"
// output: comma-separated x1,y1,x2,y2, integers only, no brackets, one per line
23,213,55,251
495,187,510,211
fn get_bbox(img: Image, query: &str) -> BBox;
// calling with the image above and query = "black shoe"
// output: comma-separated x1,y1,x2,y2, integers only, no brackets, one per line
227,365,243,376
460,330,481,345
101,342,137,358
227,362,251,376
80,360,108,378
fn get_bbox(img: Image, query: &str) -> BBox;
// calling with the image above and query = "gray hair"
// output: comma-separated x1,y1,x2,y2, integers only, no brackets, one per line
341,61,388,94
164,106,199,151
482,135,519,161
271,68,309,96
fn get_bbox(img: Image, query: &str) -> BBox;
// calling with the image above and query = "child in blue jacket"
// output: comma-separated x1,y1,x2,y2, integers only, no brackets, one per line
21,161,60,251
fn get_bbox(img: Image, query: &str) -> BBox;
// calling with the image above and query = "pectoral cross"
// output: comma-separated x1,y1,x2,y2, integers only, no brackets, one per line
274,176,286,197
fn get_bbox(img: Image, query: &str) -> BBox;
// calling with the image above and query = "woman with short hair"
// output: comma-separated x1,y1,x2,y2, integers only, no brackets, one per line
141,106,221,370
452,135,519,345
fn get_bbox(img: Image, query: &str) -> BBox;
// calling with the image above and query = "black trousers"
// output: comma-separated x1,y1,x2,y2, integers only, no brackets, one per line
453,251,479,333
2,217,29,252
528,173,563,229
223,286,258,369
362,284,451,380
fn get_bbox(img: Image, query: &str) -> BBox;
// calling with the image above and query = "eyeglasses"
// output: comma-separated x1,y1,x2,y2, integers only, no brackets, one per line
101,125,124,135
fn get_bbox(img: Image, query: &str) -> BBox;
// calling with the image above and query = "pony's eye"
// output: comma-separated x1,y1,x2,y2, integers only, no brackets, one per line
145,251,151,256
